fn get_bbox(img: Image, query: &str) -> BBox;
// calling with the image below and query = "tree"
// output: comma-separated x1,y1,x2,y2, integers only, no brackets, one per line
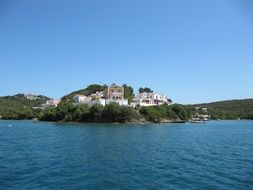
139,106,163,123
171,104,188,120
123,84,135,104
56,101,75,121
85,84,106,95
73,104,90,122
39,107,58,121
102,103,123,122
139,87,153,93
119,106,141,122
90,103,104,122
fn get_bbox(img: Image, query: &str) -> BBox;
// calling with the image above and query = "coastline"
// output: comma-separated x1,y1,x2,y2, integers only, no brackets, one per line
0,118,188,124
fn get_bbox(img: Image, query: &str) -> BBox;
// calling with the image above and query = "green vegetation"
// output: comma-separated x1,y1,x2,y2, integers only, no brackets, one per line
0,94,50,120
38,102,188,123
39,102,142,123
139,104,188,123
123,84,135,104
183,99,253,120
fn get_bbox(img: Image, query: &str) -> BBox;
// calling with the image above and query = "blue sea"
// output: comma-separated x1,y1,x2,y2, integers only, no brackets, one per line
0,120,252,190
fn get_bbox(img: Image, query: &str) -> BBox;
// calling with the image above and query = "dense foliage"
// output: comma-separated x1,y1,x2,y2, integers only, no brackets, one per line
38,100,188,123
39,102,142,123
139,104,188,123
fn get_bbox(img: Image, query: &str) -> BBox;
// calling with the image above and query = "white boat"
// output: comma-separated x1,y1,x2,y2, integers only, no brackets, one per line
189,119,207,123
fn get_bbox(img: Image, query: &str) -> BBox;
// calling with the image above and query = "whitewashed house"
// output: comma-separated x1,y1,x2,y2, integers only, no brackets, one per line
72,92,106,107
42,100,60,108
73,94,89,104
135,92,172,107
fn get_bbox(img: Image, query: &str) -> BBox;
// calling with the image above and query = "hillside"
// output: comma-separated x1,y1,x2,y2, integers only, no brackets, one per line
61,84,107,101
0,94,50,119
184,99,253,120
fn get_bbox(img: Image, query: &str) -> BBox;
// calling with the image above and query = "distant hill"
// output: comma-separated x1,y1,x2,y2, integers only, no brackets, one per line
184,99,253,119
0,94,51,119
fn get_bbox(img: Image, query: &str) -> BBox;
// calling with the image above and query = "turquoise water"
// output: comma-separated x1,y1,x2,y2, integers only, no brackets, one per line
0,120,252,190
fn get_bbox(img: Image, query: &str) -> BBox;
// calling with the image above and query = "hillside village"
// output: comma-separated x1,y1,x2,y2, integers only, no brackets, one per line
29,84,172,109
20,84,173,109
72,84,172,108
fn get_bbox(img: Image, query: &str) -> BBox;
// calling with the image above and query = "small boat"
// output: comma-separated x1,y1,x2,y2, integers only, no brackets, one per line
189,119,206,124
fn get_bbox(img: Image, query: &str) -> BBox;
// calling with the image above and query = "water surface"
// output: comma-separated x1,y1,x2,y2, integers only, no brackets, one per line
0,120,252,189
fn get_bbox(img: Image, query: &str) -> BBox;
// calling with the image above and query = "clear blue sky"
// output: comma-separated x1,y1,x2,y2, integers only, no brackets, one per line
0,0,253,104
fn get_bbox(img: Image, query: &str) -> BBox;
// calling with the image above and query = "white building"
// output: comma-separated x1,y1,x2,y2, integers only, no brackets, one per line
42,100,60,108
135,92,172,107
73,93,106,107
73,94,90,104
105,99,128,106
75,99,106,107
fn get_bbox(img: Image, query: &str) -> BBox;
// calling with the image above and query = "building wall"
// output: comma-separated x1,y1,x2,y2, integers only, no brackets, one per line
73,95,88,103
106,99,128,106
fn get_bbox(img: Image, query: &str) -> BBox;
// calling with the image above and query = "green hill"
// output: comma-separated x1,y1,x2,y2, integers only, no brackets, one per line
61,84,107,101
184,99,253,120
0,94,50,119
